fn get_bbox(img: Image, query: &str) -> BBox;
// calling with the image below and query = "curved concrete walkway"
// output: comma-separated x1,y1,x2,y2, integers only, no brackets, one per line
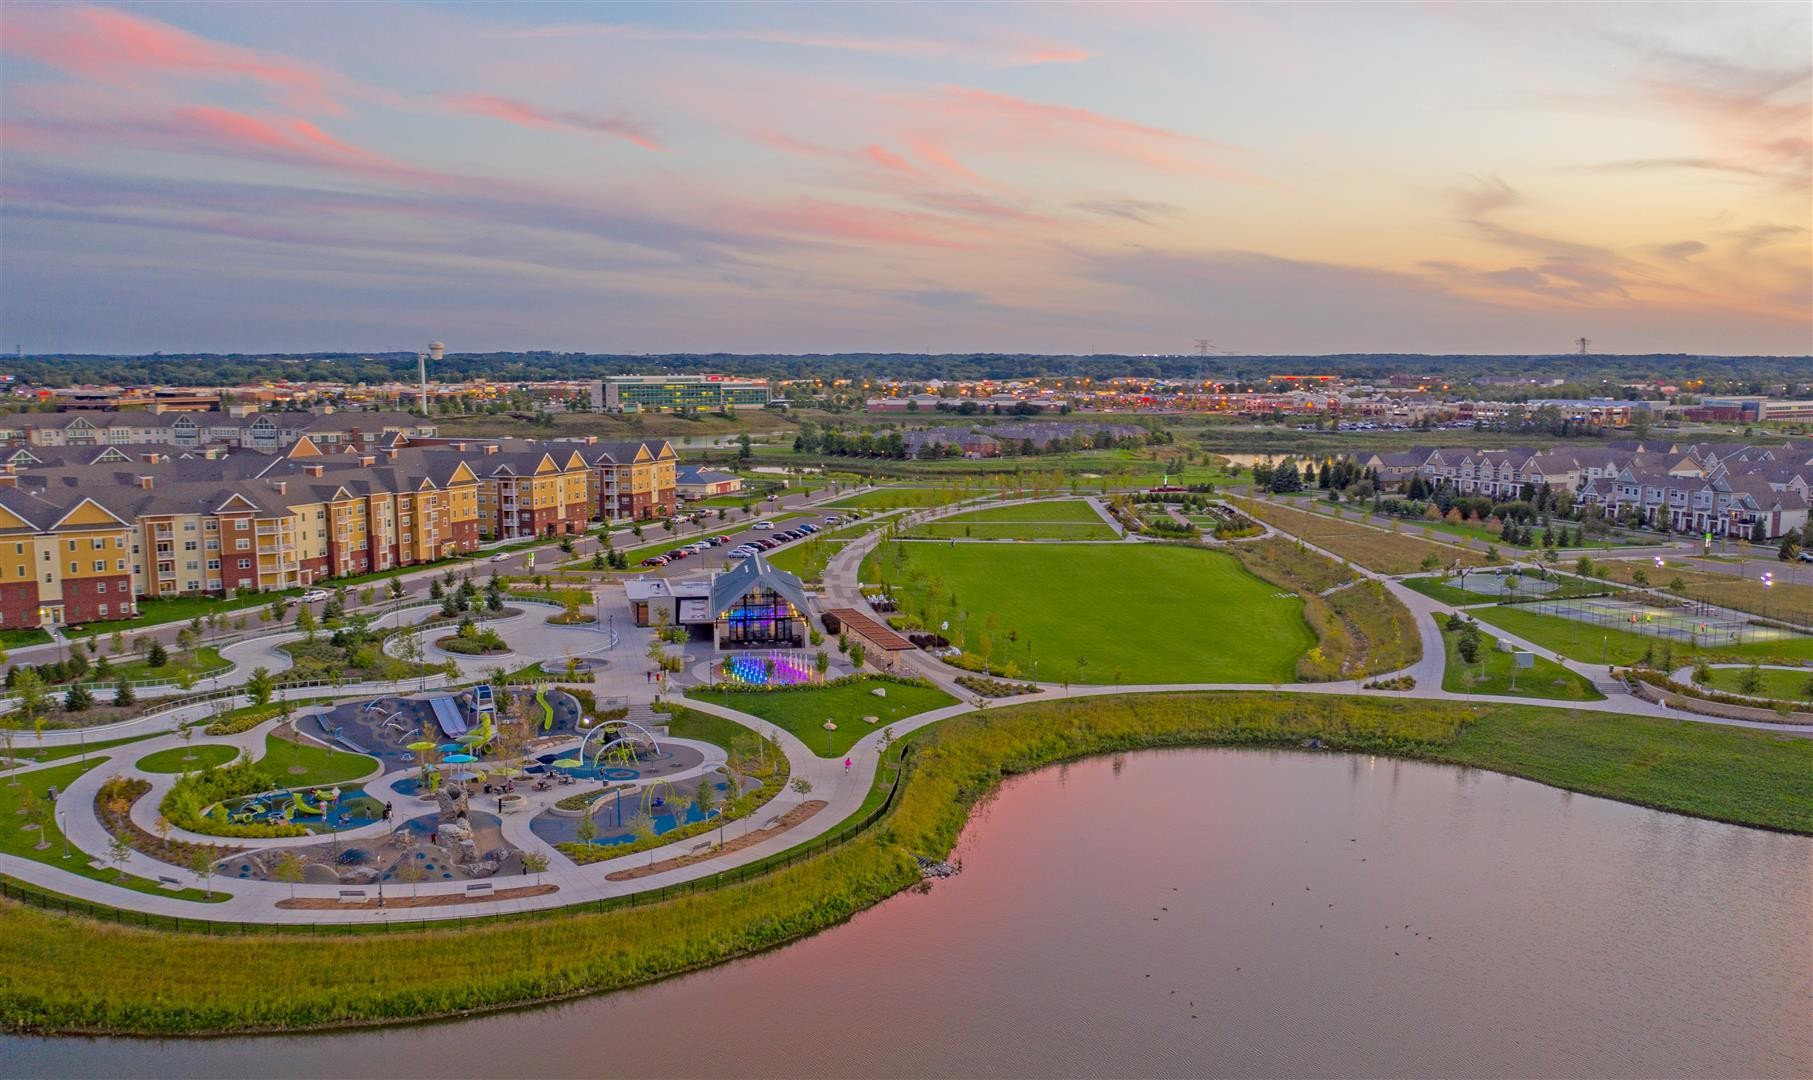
6,493,1810,926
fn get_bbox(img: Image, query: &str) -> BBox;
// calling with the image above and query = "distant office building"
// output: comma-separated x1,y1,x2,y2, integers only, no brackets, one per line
591,375,769,414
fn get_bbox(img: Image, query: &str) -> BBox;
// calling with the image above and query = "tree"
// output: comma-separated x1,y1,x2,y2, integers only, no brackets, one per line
693,769,718,824
575,809,597,847
294,604,317,642
1456,624,1482,665
1737,665,1764,695
627,811,657,860
1575,556,1595,578
1692,660,1713,685
12,669,45,735
246,666,275,707
108,833,134,881
62,683,93,712
521,850,550,886
397,859,427,898
274,851,305,899
848,642,866,668
145,639,170,669
113,678,136,707
790,777,814,798
813,649,830,679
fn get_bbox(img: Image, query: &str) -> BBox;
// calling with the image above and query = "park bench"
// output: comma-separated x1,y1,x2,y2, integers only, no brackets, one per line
337,889,367,905
464,882,494,895
156,875,183,890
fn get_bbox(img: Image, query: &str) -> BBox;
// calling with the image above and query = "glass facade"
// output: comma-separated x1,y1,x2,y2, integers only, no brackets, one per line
603,377,769,413
715,586,805,648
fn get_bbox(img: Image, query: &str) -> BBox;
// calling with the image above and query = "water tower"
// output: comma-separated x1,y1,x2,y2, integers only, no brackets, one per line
418,341,445,415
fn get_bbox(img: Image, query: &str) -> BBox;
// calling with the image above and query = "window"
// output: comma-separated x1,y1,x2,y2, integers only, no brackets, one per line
97,604,108,617
67,540,76,552
93,560,105,572
205,520,218,531
91,537,104,550
183,522,196,531
184,541,197,551
235,519,248,531
68,561,77,574
235,539,249,551
237,558,250,569
186,560,199,571
116,559,126,571
207,559,220,570
95,581,107,593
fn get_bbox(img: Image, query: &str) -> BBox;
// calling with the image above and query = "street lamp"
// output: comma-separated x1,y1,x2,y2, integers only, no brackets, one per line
59,811,69,859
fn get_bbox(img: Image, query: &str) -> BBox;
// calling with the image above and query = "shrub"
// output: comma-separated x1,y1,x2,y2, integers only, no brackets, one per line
160,760,306,839
204,705,283,737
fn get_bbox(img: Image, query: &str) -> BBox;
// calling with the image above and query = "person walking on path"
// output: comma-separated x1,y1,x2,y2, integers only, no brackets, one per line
844,757,852,772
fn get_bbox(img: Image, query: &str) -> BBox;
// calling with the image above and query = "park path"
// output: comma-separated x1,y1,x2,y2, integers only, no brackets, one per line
5,491,1811,926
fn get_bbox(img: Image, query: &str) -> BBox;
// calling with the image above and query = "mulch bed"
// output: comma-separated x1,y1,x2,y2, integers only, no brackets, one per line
275,883,559,909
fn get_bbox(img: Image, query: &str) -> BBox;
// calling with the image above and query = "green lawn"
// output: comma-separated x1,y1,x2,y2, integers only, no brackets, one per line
1471,605,1813,667
0,760,223,903
134,744,242,774
98,647,229,685
0,733,154,767
864,542,1314,684
258,732,379,787
931,499,1105,524
0,628,52,647
823,485,970,510
1699,666,1813,704
67,594,291,639
900,521,1118,541
687,678,957,757
1436,617,1604,701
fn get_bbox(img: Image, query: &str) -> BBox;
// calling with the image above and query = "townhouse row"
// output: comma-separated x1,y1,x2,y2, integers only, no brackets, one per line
1360,440,1812,539
0,434,678,628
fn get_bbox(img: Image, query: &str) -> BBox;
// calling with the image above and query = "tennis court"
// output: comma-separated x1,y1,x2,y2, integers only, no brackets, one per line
1523,595,1803,647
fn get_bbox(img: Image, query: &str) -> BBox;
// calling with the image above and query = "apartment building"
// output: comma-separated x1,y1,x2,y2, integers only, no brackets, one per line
1367,439,1813,539
0,410,437,453
0,487,135,628
586,439,679,521
419,442,592,541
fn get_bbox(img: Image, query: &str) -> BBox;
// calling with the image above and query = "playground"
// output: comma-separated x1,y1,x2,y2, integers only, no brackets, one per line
528,771,747,850
226,806,521,887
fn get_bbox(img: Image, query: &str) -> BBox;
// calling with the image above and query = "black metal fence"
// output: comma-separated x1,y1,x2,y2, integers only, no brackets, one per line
0,746,915,936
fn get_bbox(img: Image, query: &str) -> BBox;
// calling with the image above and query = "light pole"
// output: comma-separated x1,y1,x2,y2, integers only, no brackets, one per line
59,811,69,859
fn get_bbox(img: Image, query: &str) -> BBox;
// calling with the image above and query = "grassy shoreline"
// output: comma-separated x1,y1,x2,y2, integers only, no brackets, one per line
1,692,1807,1036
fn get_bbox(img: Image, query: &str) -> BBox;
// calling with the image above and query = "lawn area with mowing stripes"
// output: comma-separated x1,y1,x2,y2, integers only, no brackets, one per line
864,541,1313,683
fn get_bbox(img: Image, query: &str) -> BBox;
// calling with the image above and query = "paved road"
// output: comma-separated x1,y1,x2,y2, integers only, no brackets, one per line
5,490,1809,927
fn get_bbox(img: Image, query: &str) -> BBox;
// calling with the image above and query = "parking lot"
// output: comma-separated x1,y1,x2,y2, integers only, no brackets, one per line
639,509,851,579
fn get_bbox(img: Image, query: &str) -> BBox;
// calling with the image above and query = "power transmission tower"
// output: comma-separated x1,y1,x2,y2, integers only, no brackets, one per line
1195,338,1212,356
1575,337,1590,355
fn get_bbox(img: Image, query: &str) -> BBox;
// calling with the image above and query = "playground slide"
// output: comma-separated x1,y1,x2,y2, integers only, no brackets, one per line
427,696,469,738
535,689,554,731
290,792,323,816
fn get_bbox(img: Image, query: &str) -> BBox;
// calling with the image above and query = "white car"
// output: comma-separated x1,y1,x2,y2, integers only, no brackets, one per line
752,521,774,530
491,552,512,562
300,589,330,603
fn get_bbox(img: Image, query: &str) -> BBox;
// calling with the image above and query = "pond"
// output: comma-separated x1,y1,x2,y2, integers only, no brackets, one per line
11,749,1810,1077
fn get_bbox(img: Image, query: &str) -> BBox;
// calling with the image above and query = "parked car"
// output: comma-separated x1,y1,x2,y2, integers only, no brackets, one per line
300,589,330,603
753,521,773,530
641,556,666,567
715,535,732,544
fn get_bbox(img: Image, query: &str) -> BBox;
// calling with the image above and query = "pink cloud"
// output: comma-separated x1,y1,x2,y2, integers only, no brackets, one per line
441,93,663,151
758,198,986,249
926,87,1261,181
511,21,1088,67
0,4,346,113
861,144,930,179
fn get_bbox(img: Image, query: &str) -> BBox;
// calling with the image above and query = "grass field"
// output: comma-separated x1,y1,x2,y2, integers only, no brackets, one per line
3,691,1808,1036
822,485,972,510
0,733,153,767
900,522,1119,541
260,732,379,787
1400,573,1615,607
1436,617,1604,701
687,678,957,757
929,499,1104,524
1699,666,1813,703
1234,497,1491,574
134,744,242,774
1470,605,1813,667
68,595,289,639
0,760,223,904
864,541,1314,683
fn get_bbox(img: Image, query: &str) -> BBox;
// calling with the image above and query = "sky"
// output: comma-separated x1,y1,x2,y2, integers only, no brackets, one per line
0,1,1808,356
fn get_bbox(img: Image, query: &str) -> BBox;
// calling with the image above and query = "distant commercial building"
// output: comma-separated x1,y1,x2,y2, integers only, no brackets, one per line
591,375,769,414
1684,397,1813,423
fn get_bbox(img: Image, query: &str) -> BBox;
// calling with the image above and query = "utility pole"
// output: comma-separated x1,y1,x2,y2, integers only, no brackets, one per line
1195,339,1212,357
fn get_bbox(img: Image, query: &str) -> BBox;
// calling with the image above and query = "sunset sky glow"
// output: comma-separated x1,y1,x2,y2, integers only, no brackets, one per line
1,1,1808,355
